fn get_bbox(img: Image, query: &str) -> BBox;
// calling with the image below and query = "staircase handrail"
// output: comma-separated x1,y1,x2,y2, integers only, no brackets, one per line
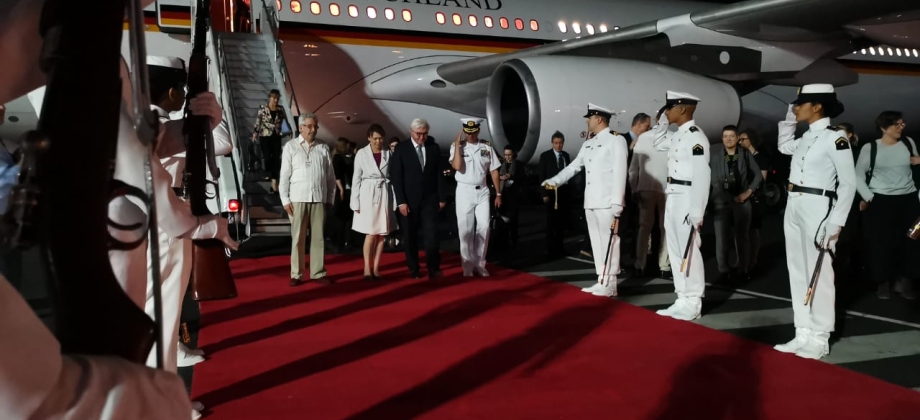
259,0,300,136
214,31,248,229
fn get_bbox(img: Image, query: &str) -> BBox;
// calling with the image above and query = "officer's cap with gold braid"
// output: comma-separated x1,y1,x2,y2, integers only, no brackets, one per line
665,91,701,109
583,103,613,119
461,118,483,134
790,83,844,118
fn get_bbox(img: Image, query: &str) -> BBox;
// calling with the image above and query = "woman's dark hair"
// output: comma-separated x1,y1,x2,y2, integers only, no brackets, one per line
367,123,386,139
875,110,903,133
268,89,281,98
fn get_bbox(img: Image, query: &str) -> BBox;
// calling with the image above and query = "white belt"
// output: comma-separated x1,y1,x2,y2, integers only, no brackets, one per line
367,178,389,205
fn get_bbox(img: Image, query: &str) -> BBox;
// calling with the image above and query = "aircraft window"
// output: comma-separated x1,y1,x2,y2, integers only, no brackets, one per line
500,17,509,29
330,3,340,16
914,49,919,57
385,8,395,20
530,20,538,31
896,48,902,56
469,15,478,27
309,1,321,14
514,18,523,30
887,47,894,56
348,5,358,17
613,26,620,30
557,21,566,33
291,0,302,13
367,6,377,19
572,22,581,34
599,24,607,32
436,12,446,24
484,16,494,28
275,0,281,11
452,13,462,26
402,9,412,22
586,24,594,35
869,46,876,55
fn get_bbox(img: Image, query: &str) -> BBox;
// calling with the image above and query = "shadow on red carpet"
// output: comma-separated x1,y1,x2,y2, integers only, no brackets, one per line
191,253,920,420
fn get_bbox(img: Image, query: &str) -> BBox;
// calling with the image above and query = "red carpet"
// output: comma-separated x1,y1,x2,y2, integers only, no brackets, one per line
192,253,920,420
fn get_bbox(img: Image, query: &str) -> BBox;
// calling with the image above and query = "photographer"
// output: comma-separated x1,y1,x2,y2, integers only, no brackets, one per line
710,125,762,282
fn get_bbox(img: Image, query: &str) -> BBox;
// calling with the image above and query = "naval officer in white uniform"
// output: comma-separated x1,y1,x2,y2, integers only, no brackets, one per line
774,84,855,360
542,104,628,297
450,118,502,276
652,91,711,320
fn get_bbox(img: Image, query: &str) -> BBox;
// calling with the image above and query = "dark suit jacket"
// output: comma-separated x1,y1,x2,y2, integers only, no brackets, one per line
709,145,763,204
538,149,571,199
390,138,446,210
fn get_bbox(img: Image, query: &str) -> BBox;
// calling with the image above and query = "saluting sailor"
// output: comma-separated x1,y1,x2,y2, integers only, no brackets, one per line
450,118,502,276
774,84,855,360
542,104,628,297
651,91,711,320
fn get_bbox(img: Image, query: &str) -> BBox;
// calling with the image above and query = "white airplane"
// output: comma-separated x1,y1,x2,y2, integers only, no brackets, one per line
255,0,920,164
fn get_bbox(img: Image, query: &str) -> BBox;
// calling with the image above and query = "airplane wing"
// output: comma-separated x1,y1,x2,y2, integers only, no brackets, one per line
437,0,920,87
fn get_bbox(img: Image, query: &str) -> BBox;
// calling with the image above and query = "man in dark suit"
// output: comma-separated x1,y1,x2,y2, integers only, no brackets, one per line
390,118,446,279
537,131,571,257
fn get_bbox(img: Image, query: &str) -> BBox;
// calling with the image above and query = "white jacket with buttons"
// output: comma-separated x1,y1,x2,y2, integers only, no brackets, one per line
546,129,628,213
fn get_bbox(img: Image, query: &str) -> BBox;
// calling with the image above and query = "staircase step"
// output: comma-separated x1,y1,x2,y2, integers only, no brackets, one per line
248,205,285,220
232,89,278,101
228,74,275,84
225,51,272,62
251,223,291,235
220,36,267,46
230,98,271,110
227,59,273,71
231,81,278,92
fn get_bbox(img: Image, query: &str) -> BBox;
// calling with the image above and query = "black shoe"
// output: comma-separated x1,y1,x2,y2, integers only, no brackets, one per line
410,271,422,279
660,270,673,280
428,270,443,280
290,278,305,287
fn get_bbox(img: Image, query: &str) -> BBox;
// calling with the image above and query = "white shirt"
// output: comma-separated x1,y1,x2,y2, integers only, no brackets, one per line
629,128,669,193
547,129,628,212
279,135,336,206
777,116,856,226
449,140,500,185
653,119,711,219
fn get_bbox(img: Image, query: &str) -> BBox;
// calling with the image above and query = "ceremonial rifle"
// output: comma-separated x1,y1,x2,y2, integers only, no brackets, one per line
1,0,162,364
185,0,238,301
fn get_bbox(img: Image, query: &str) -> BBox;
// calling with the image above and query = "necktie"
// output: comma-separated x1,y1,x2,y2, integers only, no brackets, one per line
557,154,563,169
417,145,424,170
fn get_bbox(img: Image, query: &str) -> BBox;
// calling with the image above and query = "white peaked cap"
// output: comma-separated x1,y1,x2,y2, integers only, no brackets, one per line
147,55,186,70
799,83,835,94
461,117,484,132
666,90,701,104
583,103,613,118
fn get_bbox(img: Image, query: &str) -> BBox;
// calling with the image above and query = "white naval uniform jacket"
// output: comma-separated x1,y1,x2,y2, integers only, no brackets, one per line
653,119,711,219
154,105,233,189
777,116,856,226
449,140,501,185
547,129,628,212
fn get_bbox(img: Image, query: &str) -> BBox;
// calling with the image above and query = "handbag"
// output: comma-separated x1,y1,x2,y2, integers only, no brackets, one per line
280,119,292,136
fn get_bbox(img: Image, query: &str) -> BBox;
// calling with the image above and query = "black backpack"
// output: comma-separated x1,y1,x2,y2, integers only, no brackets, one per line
865,137,920,188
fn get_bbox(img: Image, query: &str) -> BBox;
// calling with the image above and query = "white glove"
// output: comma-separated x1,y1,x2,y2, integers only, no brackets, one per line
784,104,796,122
612,204,623,219
189,215,240,251
657,110,669,127
541,180,556,188
688,215,703,228
188,91,224,131
820,223,842,248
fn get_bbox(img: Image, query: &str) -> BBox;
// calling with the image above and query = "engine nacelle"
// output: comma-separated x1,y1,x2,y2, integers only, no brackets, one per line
486,56,742,164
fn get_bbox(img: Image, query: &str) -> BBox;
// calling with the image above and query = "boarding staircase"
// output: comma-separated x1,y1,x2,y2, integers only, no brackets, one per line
214,0,301,238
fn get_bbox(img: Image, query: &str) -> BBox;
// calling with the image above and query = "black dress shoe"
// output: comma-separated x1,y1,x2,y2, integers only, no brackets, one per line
363,275,373,282
410,271,422,279
290,278,305,287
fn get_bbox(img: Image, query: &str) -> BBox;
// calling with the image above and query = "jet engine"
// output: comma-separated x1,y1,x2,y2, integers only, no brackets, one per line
485,56,742,164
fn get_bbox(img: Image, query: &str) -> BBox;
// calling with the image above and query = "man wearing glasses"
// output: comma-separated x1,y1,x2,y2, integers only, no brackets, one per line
390,118,447,280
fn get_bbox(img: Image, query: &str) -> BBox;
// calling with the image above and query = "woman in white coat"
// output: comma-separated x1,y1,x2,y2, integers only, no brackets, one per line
351,124,396,280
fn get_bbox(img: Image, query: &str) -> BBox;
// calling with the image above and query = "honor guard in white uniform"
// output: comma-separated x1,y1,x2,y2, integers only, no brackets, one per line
774,84,855,359
652,91,710,320
542,104,628,297
146,56,233,371
449,118,502,276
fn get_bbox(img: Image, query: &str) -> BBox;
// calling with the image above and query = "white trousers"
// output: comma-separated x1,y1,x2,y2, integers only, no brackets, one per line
784,195,836,333
456,184,491,270
108,197,150,309
144,227,192,373
664,194,705,298
585,208,619,281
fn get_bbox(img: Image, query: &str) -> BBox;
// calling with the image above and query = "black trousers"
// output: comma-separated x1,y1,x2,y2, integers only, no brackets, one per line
545,199,568,254
259,134,282,180
861,192,920,282
400,195,441,275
